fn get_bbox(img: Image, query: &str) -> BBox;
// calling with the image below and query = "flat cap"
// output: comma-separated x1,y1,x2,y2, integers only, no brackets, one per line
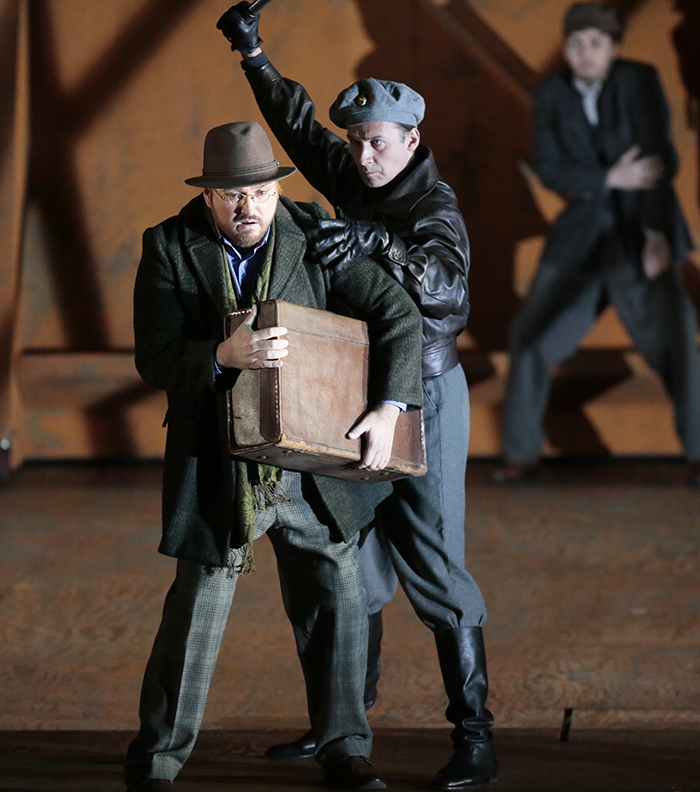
564,2,624,41
329,78,425,129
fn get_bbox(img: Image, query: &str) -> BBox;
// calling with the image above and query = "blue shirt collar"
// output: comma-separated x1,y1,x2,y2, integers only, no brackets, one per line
219,226,271,260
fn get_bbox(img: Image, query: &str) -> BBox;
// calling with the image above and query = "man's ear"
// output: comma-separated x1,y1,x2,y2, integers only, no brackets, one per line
407,128,420,152
202,188,213,209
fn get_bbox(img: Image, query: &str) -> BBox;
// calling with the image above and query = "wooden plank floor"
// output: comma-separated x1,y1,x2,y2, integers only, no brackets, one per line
1,460,699,789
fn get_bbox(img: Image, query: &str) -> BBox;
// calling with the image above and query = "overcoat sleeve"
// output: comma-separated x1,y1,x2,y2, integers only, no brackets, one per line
628,64,679,234
133,220,222,397
328,259,423,411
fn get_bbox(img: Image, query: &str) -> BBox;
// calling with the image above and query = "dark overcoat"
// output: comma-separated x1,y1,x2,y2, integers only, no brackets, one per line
534,58,693,270
133,194,423,567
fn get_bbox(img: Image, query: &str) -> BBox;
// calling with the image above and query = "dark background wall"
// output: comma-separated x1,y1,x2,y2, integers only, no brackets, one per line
0,0,698,464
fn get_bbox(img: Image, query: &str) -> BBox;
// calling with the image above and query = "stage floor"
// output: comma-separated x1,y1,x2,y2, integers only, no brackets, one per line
1,460,699,789
1,727,699,791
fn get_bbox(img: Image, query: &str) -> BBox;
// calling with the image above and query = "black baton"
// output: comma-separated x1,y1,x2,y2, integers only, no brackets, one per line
248,0,275,13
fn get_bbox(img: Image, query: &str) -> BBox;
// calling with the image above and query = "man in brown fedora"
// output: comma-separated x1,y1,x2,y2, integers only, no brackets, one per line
124,121,423,792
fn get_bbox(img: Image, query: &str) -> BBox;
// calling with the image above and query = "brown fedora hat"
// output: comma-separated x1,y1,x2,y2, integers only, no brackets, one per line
185,121,296,189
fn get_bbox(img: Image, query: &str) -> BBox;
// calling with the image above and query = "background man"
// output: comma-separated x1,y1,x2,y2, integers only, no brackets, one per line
673,0,700,209
124,121,422,792
492,1,700,484
217,6,498,790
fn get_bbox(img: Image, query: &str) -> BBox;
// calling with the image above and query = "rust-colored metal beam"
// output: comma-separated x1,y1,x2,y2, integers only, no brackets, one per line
415,0,539,112
418,0,652,111
0,0,29,478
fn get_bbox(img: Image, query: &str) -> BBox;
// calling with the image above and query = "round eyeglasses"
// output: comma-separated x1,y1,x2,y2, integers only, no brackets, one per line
213,187,277,207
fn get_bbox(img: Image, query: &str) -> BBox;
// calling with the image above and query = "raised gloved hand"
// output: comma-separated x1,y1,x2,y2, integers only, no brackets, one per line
308,215,392,271
216,2,263,53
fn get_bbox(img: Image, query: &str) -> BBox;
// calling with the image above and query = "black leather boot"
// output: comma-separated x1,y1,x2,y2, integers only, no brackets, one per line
265,611,384,760
431,626,498,789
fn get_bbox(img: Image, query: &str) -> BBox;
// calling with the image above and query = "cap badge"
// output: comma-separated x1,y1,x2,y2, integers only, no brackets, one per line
354,94,368,106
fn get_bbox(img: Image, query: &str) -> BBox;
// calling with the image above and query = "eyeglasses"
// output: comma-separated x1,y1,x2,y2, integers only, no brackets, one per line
213,187,277,206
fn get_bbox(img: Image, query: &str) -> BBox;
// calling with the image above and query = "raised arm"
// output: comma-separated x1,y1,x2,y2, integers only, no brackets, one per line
217,3,353,205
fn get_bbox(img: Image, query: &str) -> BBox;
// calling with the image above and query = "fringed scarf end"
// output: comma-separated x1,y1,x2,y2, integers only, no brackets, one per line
253,480,291,511
226,542,256,577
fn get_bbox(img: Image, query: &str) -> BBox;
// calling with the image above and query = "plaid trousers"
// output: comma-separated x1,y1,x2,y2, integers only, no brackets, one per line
125,471,371,786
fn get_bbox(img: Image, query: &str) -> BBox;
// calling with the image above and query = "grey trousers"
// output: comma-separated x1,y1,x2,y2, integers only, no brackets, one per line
501,234,700,464
360,364,487,630
125,471,371,786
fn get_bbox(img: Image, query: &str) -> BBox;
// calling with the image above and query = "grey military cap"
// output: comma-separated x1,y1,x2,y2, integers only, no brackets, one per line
329,78,425,129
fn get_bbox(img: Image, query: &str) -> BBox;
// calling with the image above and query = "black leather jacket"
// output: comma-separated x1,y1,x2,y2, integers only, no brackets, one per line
243,56,470,377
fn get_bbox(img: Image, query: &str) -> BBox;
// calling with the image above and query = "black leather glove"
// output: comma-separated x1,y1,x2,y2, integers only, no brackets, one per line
308,217,393,271
216,2,263,53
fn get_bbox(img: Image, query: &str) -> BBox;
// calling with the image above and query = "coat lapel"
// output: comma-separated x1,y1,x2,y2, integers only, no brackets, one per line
267,200,308,300
184,196,236,317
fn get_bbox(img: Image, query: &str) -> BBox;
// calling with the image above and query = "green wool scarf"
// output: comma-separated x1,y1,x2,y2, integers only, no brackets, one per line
224,221,289,576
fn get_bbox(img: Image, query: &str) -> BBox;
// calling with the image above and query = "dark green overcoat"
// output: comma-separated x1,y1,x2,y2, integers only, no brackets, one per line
134,194,423,567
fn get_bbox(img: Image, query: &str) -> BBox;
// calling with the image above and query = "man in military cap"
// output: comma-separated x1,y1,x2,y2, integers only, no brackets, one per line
216,6,498,790
490,0,700,484
124,120,423,791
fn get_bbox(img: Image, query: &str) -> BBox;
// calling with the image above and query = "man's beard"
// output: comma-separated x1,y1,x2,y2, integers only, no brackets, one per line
224,217,269,249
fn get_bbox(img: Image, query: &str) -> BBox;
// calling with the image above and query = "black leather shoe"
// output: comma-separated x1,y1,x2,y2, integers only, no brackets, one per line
489,462,540,485
323,756,387,790
431,742,498,789
265,727,316,760
127,780,173,792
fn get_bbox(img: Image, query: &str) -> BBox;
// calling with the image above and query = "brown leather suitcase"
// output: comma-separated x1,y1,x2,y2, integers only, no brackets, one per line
225,300,426,482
